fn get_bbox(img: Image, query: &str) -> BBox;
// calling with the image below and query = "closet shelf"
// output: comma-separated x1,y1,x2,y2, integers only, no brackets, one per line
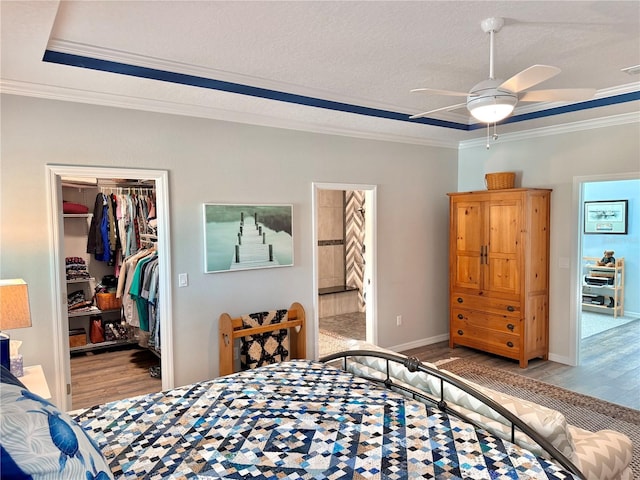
63,213,93,218
67,277,95,284
68,306,120,318
70,339,138,354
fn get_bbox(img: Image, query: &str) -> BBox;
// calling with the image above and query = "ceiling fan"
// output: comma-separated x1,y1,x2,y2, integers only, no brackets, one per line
410,17,596,124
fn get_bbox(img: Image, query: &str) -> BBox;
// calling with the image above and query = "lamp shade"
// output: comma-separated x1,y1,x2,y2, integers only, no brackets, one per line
0,279,32,330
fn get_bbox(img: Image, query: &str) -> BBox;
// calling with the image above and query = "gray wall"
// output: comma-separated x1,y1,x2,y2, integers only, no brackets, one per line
458,122,640,363
0,94,457,406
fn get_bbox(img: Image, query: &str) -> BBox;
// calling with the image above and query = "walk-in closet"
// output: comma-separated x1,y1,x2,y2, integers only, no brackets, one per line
62,177,162,409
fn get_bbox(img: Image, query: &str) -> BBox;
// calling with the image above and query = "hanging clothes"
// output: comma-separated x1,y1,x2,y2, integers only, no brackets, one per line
87,193,107,258
89,185,160,357
116,246,160,355
88,190,156,265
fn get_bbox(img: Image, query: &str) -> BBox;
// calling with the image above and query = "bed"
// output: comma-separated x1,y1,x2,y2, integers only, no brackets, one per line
0,304,585,479
1,359,583,479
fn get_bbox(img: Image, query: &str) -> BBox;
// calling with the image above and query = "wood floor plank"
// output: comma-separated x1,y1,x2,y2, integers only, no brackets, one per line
70,346,161,410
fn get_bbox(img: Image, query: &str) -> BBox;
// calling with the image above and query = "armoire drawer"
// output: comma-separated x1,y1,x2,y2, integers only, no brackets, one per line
450,320,521,357
451,293,520,318
451,308,521,335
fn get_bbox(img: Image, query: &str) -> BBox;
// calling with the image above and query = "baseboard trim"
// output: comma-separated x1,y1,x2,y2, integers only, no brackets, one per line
548,353,574,366
388,333,449,353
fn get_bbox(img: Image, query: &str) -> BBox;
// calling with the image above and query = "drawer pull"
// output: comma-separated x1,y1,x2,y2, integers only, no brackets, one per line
506,341,514,348
507,305,515,312
457,297,463,303
507,323,515,331
457,313,464,320
457,330,464,336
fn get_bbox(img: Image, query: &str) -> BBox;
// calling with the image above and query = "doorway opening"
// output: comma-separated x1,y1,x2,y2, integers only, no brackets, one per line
46,165,173,411
312,183,377,359
573,173,639,367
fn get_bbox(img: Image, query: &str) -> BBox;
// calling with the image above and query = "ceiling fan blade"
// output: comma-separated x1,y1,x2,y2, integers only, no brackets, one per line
410,87,470,97
500,65,561,93
409,102,467,119
519,88,597,102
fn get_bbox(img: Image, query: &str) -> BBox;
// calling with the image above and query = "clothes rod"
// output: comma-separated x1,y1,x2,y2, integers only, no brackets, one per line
97,179,155,188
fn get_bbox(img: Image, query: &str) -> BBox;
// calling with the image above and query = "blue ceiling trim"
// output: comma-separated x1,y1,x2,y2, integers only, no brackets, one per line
43,49,638,132
42,50,470,131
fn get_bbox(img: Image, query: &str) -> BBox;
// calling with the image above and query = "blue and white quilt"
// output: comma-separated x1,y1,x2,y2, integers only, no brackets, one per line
73,361,579,479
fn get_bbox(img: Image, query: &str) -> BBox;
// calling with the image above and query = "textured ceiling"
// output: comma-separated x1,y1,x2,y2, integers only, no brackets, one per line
2,1,639,147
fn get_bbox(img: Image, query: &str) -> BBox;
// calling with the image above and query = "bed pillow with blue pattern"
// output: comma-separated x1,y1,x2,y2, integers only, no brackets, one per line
0,365,114,479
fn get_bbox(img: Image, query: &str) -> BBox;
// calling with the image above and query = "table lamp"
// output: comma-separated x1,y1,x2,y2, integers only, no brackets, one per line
0,279,32,371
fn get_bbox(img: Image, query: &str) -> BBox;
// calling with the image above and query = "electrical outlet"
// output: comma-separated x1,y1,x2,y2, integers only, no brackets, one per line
396,315,402,326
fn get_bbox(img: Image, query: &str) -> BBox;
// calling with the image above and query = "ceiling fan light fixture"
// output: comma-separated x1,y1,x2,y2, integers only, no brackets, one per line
467,93,517,123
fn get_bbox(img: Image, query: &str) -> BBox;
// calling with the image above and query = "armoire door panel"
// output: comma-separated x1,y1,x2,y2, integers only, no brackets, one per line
454,254,482,290
454,203,483,252
488,202,520,256
487,257,519,294
452,201,483,291
487,202,520,295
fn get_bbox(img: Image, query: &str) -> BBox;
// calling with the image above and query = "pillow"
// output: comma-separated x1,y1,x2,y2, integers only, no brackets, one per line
434,369,575,460
0,382,114,479
0,364,26,389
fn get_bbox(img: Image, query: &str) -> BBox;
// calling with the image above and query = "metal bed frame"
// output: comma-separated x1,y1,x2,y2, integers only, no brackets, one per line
320,349,585,480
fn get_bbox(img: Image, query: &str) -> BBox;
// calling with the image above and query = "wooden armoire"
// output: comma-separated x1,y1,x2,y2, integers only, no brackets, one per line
447,188,551,368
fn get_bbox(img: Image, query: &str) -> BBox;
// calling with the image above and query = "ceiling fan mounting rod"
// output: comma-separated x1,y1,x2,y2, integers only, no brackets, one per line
489,29,495,80
481,17,504,81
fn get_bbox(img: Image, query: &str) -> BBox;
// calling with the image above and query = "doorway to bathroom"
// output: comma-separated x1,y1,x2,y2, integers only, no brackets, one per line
312,183,377,359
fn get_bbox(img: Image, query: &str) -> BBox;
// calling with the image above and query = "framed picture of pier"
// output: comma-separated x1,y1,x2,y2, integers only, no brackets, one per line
584,199,628,234
203,203,294,273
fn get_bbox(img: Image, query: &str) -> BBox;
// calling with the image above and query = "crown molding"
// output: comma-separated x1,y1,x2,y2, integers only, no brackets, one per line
3,77,636,150
459,111,640,150
0,79,459,149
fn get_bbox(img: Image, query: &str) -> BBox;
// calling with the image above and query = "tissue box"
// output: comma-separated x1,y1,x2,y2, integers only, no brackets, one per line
69,328,87,348
10,354,23,377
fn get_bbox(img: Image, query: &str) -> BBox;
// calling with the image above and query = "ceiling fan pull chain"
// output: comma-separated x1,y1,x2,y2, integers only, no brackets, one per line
486,123,490,149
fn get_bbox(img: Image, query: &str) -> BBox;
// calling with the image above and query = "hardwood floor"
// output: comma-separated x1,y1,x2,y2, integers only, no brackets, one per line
70,345,161,410
401,319,640,410
322,312,640,410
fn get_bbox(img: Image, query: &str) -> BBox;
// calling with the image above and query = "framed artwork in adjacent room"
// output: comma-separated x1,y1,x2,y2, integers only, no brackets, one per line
584,199,628,234
203,204,293,273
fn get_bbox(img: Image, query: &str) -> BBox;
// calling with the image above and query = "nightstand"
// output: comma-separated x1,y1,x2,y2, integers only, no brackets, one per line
20,365,51,399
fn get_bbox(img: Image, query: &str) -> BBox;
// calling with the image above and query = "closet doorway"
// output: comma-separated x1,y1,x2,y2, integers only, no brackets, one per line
46,165,173,411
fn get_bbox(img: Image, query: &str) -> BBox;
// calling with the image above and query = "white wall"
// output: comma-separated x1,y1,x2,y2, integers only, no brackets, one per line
458,120,640,363
0,94,458,406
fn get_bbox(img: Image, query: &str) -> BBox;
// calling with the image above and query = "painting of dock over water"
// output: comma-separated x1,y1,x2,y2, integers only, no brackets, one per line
203,204,293,273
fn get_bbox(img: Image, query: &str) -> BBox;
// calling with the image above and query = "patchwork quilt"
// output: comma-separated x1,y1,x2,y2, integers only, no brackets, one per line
73,361,579,479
